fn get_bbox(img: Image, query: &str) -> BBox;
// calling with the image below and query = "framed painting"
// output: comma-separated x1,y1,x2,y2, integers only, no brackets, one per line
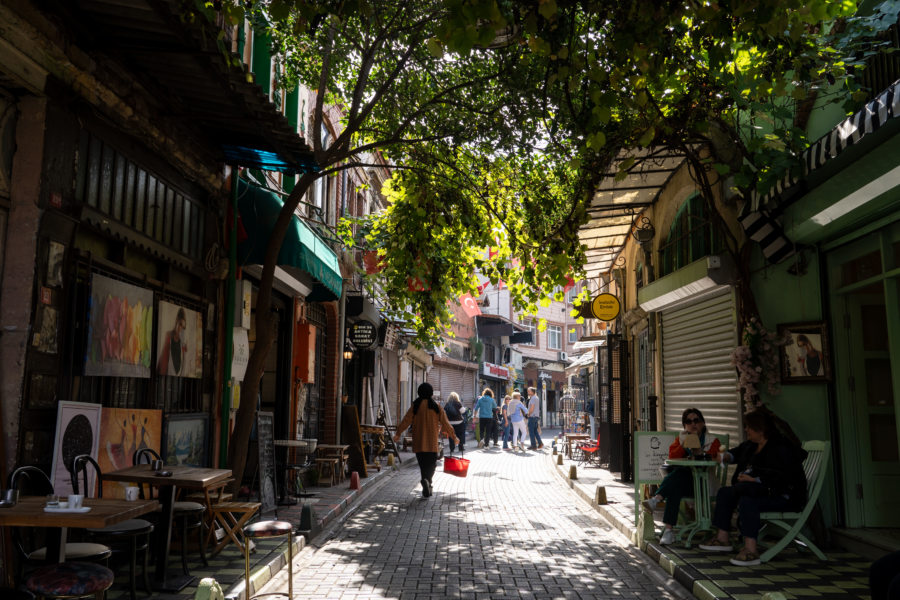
156,301,203,378
85,273,153,378
50,401,102,497
97,407,163,498
162,413,209,467
779,321,831,383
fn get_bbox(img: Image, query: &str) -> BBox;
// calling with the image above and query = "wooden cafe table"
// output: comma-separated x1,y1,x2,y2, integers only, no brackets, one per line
0,495,159,563
102,464,232,592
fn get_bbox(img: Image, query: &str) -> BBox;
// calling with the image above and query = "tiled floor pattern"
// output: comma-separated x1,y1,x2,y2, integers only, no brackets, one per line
656,544,872,600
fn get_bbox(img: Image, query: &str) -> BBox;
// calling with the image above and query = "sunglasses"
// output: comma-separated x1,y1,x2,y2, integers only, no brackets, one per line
684,418,703,424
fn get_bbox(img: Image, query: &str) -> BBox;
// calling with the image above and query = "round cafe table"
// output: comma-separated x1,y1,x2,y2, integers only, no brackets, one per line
663,458,719,548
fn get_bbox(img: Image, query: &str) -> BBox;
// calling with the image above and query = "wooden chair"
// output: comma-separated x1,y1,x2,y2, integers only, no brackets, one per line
132,448,208,574
206,501,261,556
758,440,831,563
71,455,154,600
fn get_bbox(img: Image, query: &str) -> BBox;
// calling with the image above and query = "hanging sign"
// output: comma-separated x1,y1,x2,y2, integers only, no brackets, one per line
591,293,621,321
348,319,378,349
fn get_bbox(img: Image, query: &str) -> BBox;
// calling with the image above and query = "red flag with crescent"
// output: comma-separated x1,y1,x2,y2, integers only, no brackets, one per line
459,293,481,317
563,275,575,293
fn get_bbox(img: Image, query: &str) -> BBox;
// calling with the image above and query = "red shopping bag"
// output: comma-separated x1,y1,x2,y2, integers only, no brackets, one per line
443,456,470,477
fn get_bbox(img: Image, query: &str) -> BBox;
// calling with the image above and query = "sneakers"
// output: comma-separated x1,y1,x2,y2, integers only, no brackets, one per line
699,538,733,552
659,529,676,545
421,479,432,498
642,496,661,512
730,548,760,566
477,440,484,449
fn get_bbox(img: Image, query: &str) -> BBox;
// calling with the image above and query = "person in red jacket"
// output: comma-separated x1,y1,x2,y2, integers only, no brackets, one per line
642,408,722,545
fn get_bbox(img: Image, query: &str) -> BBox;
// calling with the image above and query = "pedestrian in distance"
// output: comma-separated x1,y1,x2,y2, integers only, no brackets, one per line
526,386,544,450
394,382,458,498
473,388,496,449
500,395,513,450
699,409,807,566
642,407,722,545
443,392,467,454
507,391,529,451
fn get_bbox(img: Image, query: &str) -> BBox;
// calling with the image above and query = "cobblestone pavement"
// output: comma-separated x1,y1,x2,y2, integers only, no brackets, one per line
259,443,692,600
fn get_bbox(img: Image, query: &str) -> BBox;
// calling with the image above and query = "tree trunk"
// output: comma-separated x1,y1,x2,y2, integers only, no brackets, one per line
227,172,317,491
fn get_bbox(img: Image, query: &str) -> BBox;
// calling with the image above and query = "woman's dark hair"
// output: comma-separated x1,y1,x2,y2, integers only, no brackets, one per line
681,407,705,425
413,382,439,415
743,409,777,439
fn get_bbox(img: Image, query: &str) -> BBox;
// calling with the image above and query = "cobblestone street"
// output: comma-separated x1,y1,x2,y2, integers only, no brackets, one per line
259,443,691,600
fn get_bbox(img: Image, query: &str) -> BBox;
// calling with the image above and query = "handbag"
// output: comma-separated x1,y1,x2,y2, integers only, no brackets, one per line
444,455,470,477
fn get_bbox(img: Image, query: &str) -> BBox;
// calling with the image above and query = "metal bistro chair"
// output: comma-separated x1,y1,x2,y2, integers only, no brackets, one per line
6,467,112,577
133,448,208,573
71,455,154,600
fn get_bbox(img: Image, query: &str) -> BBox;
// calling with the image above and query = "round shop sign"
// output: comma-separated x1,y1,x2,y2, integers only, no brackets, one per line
348,320,378,348
591,293,621,321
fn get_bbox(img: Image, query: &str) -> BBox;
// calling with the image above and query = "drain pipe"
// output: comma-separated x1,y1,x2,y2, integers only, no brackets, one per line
335,283,347,444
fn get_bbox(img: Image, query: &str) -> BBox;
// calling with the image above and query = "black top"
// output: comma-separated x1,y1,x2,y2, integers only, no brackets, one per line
729,437,808,505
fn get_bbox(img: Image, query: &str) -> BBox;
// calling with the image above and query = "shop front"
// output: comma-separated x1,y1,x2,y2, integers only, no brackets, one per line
480,361,510,401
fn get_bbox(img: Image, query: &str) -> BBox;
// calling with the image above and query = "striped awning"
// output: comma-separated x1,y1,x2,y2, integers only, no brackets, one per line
739,79,900,262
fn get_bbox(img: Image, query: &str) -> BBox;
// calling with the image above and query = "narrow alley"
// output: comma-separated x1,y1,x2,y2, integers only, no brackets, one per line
257,441,690,600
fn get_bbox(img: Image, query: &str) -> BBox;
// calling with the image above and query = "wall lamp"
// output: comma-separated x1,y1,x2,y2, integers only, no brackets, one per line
632,216,655,248
343,342,355,361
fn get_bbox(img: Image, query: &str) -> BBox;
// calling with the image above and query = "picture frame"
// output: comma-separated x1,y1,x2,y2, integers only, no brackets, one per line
162,413,209,467
50,401,102,497
778,321,831,383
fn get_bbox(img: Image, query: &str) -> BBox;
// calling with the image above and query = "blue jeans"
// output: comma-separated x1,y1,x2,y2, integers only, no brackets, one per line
527,417,543,448
711,484,793,539
502,424,512,448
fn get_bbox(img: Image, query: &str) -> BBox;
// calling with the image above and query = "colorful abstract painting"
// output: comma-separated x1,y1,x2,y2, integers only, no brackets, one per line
85,274,153,378
97,407,163,498
50,401,102,497
156,301,203,378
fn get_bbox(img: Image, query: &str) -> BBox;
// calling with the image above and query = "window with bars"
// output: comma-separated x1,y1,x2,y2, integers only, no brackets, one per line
74,131,205,261
658,193,725,276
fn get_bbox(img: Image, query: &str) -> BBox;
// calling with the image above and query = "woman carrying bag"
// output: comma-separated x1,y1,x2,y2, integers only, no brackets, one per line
394,382,458,498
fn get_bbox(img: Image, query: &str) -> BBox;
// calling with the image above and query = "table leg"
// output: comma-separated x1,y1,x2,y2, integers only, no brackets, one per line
681,467,712,548
46,527,67,563
153,484,195,592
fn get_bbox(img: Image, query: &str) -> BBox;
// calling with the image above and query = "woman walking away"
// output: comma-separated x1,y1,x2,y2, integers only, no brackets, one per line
473,389,496,449
507,392,529,451
642,408,722,545
443,392,467,454
394,382,458,498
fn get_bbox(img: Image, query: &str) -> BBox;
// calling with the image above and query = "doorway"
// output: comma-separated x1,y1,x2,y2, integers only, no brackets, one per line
828,222,900,527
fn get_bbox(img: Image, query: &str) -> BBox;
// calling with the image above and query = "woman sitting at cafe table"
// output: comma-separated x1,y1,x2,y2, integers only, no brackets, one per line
642,407,722,545
699,409,808,566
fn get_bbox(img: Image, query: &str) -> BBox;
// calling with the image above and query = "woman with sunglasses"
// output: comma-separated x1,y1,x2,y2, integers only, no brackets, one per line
643,408,722,545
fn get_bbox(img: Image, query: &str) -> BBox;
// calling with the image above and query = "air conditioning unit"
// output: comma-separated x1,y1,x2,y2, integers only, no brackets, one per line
558,351,568,361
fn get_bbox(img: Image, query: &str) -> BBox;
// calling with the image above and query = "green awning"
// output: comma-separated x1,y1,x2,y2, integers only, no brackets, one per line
237,178,342,300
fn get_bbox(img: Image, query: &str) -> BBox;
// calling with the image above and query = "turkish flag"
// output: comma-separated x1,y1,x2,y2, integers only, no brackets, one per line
459,293,481,317
407,276,429,291
363,251,385,274
563,275,575,293
488,246,498,258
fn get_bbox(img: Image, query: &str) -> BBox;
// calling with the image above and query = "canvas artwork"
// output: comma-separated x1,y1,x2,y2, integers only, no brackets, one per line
163,414,209,467
779,321,831,383
156,301,203,378
97,407,162,498
32,305,59,354
85,273,154,378
50,401,102,497
47,240,65,287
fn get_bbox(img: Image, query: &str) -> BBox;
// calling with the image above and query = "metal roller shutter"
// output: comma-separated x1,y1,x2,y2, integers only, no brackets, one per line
660,288,742,443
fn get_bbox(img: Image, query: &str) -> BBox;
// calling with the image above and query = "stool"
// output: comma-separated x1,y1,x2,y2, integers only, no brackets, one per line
243,521,293,600
315,458,339,487
25,561,114,600
207,501,261,555
173,500,208,574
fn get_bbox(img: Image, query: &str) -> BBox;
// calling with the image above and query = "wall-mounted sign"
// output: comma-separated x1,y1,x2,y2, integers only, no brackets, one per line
482,361,509,380
591,293,621,321
348,319,378,349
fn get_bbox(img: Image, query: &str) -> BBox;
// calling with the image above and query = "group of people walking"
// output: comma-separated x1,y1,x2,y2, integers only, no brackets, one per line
393,382,548,499
471,387,544,451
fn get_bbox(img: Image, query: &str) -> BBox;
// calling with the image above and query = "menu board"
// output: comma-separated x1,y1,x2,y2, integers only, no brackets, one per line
256,411,276,514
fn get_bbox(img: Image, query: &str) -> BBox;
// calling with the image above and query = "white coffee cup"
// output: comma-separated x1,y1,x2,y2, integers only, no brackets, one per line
68,494,84,509
125,486,140,501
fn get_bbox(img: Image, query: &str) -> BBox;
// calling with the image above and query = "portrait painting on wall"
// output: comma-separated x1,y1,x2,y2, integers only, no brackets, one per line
779,321,832,383
162,414,209,467
85,273,153,378
46,240,65,288
50,401,102,497
156,301,203,378
97,407,163,498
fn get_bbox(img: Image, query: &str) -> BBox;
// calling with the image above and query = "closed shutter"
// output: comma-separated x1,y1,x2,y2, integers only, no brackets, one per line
661,288,741,443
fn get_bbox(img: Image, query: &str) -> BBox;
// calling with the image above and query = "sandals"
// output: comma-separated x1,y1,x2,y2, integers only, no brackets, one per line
730,548,761,566
698,537,733,552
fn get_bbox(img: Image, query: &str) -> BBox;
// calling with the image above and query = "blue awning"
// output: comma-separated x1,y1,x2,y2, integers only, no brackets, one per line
237,179,342,300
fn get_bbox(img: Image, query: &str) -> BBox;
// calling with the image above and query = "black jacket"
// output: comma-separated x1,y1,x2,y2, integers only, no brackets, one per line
729,436,808,505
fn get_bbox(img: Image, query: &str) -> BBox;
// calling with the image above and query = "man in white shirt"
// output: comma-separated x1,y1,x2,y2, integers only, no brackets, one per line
526,386,544,450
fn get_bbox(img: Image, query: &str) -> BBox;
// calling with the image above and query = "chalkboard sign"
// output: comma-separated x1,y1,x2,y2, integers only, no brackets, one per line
256,412,277,514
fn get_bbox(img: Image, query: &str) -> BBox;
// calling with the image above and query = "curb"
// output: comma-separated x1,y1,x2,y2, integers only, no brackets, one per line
225,457,413,600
